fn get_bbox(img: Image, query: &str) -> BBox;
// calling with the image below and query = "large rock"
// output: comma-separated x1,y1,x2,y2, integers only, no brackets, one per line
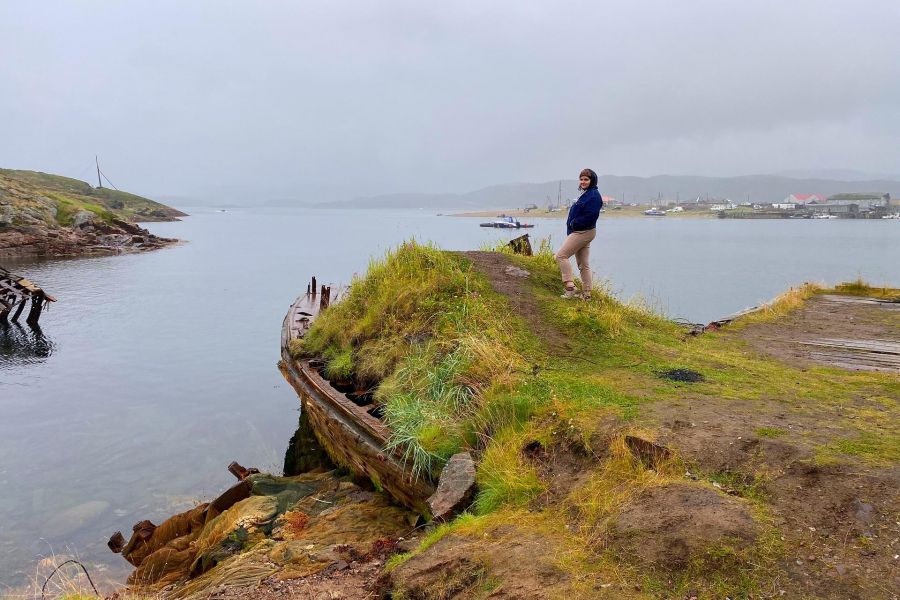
42,500,109,538
427,452,476,521
72,210,96,228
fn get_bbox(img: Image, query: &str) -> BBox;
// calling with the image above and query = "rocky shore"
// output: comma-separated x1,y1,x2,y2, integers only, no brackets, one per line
0,168,185,259
0,215,178,259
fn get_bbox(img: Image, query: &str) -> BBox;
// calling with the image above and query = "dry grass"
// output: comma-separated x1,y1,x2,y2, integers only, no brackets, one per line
729,282,823,327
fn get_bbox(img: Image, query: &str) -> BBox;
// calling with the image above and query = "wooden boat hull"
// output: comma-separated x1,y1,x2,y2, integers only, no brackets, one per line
280,287,436,516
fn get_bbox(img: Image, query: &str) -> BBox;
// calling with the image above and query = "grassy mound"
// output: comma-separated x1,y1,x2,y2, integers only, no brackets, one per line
296,242,538,479
298,241,900,598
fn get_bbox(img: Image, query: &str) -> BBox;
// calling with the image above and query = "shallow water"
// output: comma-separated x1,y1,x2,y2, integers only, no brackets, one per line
0,208,897,591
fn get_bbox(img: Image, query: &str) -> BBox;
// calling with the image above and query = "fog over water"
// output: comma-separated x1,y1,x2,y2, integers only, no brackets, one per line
2,1,900,202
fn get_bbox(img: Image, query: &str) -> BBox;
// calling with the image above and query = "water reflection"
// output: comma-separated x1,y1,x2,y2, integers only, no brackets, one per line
282,411,332,476
0,321,55,367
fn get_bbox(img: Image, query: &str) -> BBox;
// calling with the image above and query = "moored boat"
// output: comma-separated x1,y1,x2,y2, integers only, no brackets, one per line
479,216,534,228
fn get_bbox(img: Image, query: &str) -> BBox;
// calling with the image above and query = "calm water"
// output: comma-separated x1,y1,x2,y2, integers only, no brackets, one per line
1,208,898,591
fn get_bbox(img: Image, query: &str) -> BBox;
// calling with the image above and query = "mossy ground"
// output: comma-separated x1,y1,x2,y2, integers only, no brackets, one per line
297,242,899,599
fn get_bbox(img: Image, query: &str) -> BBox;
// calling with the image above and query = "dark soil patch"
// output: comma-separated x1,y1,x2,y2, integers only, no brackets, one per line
388,526,572,599
458,251,571,353
657,367,705,382
609,482,758,573
521,413,621,508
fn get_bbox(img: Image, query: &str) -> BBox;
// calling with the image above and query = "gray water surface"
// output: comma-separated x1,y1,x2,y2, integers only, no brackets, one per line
1,208,898,591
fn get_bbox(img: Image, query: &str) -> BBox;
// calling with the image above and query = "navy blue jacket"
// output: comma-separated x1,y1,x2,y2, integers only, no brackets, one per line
566,187,603,235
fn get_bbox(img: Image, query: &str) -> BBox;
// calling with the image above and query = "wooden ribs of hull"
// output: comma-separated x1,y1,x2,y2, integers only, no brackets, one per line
280,287,436,516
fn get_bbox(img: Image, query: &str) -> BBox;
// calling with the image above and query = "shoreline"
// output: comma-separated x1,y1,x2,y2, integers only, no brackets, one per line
450,207,715,219
0,222,180,260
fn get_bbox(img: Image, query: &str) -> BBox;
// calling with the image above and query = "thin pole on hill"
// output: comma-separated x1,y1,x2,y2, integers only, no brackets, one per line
96,155,102,189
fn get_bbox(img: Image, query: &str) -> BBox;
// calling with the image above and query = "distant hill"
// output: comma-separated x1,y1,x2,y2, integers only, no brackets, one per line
325,174,900,210
0,168,185,258
0,169,186,222
774,169,900,182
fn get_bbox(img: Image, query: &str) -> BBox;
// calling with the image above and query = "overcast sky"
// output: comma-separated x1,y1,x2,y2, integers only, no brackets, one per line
2,1,899,201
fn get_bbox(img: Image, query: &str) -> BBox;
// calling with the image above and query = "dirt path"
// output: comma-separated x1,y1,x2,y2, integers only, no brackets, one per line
458,250,572,352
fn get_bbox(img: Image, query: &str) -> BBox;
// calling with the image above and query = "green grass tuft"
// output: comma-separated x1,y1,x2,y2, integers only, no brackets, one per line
755,426,786,438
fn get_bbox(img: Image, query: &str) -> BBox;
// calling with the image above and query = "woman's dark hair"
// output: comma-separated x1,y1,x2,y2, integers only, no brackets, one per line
579,168,598,188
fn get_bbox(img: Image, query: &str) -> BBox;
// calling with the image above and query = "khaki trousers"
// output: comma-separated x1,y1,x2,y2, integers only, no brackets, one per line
555,229,596,292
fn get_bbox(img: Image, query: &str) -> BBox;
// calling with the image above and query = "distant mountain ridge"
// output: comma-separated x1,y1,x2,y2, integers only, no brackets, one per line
325,174,900,210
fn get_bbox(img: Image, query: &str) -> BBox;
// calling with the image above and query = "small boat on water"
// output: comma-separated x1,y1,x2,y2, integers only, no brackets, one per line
479,216,534,228
643,208,666,217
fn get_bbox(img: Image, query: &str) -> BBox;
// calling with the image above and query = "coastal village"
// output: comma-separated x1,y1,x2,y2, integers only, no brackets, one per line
506,191,900,220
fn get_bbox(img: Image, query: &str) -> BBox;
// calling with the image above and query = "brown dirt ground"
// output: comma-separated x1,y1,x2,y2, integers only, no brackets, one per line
387,525,573,600
646,399,900,598
458,250,572,353
609,482,758,573
625,295,900,597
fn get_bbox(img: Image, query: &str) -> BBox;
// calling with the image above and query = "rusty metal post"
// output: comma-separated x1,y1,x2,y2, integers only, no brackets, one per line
311,276,317,295
320,285,331,311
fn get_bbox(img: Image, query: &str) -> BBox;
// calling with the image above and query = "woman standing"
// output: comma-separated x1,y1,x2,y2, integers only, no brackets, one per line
555,168,603,300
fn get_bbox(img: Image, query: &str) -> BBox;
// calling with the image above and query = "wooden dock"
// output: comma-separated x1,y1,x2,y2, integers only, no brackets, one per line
0,266,56,325
734,292,900,373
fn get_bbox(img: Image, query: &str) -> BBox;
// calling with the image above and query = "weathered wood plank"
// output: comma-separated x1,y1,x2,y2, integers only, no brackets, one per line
798,339,900,355
820,294,900,309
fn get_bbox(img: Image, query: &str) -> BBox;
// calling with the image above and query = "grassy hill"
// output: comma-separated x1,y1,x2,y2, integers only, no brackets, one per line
0,168,186,225
294,243,899,598
0,168,184,258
